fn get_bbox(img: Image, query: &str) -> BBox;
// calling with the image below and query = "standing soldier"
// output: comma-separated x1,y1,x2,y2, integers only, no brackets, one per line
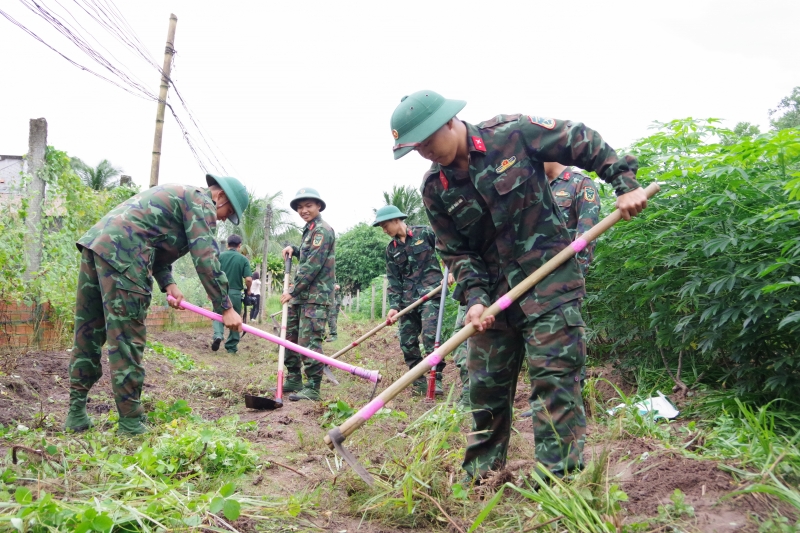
67,175,247,435
326,282,342,342
519,162,601,417
373,205,445,396
211,234,252,354
281,188,336,402
389,90,647,481
546,162,600,277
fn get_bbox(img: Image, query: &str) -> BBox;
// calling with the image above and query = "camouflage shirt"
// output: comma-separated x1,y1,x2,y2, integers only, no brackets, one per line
290,215,336,305
77,184,232,313
421,115,640,322
385,225,443,310
550,168,600,276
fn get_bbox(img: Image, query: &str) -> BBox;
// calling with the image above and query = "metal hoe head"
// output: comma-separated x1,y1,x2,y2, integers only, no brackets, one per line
244,394,283,410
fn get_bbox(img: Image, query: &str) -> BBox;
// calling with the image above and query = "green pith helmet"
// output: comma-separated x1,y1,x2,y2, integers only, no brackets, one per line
206,174,249,225
372,205,407,227
290,187,326,212
390,90,466,160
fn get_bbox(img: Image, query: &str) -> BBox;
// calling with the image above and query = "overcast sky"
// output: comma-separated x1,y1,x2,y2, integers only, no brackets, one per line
1,0,797,233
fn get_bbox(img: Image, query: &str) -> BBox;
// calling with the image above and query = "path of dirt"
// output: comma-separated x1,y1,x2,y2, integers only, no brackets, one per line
0,318,783,532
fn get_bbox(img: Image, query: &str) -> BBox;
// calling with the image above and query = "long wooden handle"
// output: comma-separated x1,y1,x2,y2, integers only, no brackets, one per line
329,284,443,360
276,257,292,400
324,182,660,449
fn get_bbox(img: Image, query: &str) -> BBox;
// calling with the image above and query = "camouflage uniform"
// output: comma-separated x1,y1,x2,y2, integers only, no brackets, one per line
212,247,252,353
326,283,342,338
284,215,336,389
421,114,640,478
385,226,444,379
551,168,600,277
71,184,231,428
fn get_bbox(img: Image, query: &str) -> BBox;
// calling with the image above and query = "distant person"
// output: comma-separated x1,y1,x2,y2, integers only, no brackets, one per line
373,205,445,396
212,234,252,353
281,188,336,402
66,175,247,435
250,272,262,321
326,282,342,342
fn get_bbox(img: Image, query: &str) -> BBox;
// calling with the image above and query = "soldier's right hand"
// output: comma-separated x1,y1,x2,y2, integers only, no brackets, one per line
466,304,494,333
222,307,243,332
281,246,294,260
387,309,399,324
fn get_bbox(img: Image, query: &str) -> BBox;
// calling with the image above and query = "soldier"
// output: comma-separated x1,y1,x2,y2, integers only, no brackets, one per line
390,90,647,481
326,282,342,342
211,234,253,354
520,162,601,418
281,188,336,401
546,162,600,277
66,175,247,435
373,205,445,396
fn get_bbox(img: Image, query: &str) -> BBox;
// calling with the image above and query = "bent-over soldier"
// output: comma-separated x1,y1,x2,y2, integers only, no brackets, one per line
390,90,647,481
281,188,336,402
373,205,445,396
67,175,247,435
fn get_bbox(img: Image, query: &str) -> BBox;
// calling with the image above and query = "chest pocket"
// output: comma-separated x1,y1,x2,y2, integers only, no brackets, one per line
493,164,534,196
556,198,572,209
442,188,483,230
410,241,431,256
392,249,408,265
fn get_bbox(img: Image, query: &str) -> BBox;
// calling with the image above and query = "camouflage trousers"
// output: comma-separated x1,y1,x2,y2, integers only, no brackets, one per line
284,303,327,388
464,299,586,478
327,303,339,337
453,305,469,395
398,298,444,372
69,247,151,420
212,292,242,353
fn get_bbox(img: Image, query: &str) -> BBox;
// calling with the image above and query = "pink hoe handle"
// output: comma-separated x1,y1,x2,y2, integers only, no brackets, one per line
167,296,381,383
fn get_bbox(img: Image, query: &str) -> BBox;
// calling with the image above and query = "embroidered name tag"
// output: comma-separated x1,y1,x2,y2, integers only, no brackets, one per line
447,196,466,215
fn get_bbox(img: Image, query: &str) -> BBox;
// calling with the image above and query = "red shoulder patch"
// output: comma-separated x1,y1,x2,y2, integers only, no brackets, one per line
471,136,486,152
439,170,449,191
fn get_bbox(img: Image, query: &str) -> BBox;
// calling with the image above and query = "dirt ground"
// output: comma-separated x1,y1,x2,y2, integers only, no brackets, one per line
0,317,782,532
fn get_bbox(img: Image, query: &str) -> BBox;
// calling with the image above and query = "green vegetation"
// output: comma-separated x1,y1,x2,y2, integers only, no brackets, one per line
334,223,390,291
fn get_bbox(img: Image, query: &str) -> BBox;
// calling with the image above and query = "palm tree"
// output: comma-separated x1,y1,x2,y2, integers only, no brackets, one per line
218,190,299,258
376,184,426,225
70,158,123,190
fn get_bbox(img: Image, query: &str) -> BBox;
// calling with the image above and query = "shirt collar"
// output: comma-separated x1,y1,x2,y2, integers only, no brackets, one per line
556,169,571,182
305,214,323,231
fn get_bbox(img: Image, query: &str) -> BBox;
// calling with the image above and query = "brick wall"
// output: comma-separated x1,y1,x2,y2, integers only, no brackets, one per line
0,302,210,351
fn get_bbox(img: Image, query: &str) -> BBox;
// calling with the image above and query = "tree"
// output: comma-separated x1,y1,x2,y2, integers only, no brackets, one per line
376,185,426,225
218,190,299,258
70,158,123,190
769,86,800,131
335,223,390,291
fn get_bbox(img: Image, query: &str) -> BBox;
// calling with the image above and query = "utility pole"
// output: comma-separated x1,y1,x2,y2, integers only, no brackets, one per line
149,14,178,188
382,275,388,319
24,118,47,281
259,204,272,323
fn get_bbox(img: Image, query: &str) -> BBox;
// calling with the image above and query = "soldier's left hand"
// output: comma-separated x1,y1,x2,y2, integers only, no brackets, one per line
616,188,648,221
280,292,292,305
165,284,185,309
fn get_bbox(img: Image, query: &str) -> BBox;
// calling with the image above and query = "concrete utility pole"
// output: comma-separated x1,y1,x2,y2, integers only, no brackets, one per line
149,14,178,188
382,275,388,319
25,118,47,281
259,204,272,323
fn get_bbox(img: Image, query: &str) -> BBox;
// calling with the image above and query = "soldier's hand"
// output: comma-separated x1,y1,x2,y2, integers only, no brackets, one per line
466,304,494,333
165,284,184,309
616,187,648,221
387,309,399,324
222,307,243,332
281,246,294,260
447,273,455,285
280,292,292,305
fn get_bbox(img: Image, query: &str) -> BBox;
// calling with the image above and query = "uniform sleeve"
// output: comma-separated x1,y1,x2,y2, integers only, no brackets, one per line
574,177,600,274
422,178,492,310
153,263,175,292
523,118,641,195
385,244,403,311
183,191,231,313
290,227,332,297
291,245,300,259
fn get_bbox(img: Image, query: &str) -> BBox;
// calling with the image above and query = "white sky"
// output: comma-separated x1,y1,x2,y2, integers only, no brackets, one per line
1,0,797,233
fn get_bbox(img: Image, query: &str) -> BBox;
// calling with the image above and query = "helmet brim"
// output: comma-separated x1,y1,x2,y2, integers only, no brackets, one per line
393,99,466,160
371,213,407,227
206,174,245,226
